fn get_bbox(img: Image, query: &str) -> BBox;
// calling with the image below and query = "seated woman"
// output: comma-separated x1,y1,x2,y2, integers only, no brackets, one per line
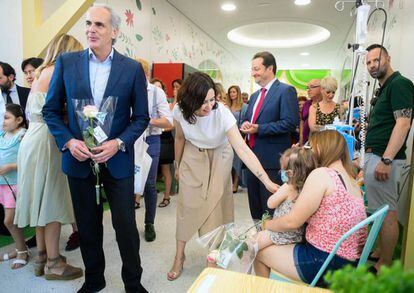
308,76,340,132
254,130,367,285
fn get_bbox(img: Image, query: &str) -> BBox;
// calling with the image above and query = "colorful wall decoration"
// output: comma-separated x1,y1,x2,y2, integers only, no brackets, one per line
67,0,248,92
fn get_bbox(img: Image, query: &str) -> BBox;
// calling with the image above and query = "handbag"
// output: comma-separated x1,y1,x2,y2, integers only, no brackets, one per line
134,134,152,195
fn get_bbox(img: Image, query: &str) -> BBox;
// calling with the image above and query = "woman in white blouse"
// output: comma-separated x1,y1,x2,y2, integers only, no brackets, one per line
167,72,278,280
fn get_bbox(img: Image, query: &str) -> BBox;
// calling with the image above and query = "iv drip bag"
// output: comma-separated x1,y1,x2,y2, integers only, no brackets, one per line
356,4,370,44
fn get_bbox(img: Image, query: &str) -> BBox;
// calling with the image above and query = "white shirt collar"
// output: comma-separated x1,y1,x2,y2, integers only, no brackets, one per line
8,84,17,94
88,47,114,62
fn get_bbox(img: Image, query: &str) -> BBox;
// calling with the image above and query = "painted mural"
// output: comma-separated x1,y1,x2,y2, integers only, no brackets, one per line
68,0,248,91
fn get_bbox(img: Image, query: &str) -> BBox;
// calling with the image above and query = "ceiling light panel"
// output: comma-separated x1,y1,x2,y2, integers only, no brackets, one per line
221,3,236,11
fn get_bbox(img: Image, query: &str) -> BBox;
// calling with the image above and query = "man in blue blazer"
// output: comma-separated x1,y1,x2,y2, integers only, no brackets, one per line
241,52,299,220
43,4,149,293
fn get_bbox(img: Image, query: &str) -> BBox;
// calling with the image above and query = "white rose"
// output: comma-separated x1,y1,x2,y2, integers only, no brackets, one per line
83,105,99,118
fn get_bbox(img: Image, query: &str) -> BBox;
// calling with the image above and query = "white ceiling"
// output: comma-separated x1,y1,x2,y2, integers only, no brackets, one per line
167,0,357,69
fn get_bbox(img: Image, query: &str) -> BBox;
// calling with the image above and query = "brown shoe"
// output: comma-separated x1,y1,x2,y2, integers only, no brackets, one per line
44,256,83,281
34,251,67,277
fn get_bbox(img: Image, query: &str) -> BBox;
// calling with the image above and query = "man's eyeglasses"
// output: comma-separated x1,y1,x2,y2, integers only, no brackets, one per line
306,85,320,90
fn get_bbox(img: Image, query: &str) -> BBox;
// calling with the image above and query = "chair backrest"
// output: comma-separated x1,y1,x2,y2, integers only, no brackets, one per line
310,204,389,287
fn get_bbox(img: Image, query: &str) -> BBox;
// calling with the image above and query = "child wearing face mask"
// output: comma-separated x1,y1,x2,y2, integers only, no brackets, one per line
256,147,317,250
0,104,28,269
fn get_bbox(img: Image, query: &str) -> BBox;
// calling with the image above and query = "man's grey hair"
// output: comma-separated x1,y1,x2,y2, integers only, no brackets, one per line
91,3,121,44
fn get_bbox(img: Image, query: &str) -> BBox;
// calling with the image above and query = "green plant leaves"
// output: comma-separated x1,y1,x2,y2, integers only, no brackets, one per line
325,261,414,293
236,242,248,259
135,0,142,10
135,34,143,41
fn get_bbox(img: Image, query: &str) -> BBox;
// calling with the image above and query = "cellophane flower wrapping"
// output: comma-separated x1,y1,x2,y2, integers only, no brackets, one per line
72,97,118,204
196,221,261,274
73,97,118,149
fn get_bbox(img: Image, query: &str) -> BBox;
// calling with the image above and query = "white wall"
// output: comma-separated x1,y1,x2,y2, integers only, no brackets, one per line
0,0,24,85
67,0,248,91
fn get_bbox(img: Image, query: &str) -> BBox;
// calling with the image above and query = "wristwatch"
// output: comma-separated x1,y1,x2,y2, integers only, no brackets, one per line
381,157,393,165
116,138,126,152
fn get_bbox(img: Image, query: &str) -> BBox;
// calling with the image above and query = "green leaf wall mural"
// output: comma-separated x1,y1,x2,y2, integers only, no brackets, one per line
135,0,142,10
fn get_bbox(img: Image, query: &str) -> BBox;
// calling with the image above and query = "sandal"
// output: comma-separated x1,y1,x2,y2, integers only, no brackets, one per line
11,248,30,270
158,198,171,208
34,251,67,277
44,255,83,281
167,255,185,281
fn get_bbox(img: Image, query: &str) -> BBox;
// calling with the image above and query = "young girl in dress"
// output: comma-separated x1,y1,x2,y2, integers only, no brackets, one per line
0,104,27,269
257,147,317,250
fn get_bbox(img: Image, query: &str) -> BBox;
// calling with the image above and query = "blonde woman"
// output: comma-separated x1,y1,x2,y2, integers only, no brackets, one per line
215,82,229,108
14,34,83,280
308,76,340,132
228,85,248,192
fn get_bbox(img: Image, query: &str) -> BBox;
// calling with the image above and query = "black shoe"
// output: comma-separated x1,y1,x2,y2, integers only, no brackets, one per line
144,224,156,242
65,231,80,251
367,265,378,275
25,235,37,248
77,282,106,293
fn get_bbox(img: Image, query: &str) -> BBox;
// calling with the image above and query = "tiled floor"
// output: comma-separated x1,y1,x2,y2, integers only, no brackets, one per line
0,189,251,293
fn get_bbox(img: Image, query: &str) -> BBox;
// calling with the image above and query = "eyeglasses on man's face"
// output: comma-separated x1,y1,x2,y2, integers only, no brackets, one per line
306,85,320,90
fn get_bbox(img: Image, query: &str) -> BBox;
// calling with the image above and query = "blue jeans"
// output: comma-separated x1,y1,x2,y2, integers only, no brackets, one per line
293,242,356,286
143,135,160,225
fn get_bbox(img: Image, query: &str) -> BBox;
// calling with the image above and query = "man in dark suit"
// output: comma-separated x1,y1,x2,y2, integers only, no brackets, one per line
241,51,299,220
43,4,149,293
0,62,30,110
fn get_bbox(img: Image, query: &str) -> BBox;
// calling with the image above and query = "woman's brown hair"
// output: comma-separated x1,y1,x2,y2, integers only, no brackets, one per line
309,130,356,177
151,78,167,92
227,85,242,110
177,72,218,124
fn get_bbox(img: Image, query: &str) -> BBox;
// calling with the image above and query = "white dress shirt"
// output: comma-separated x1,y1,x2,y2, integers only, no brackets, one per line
146,83,173,136
250,78,278,123
1,84,19,105
89,48,114,108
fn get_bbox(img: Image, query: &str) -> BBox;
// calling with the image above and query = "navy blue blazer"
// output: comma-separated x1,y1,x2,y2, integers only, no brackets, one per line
43,49,149,179
244,80,299,170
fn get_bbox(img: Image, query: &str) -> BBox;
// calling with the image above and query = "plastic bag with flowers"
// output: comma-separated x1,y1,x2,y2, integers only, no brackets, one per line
73,97,118,204
196,213,271,274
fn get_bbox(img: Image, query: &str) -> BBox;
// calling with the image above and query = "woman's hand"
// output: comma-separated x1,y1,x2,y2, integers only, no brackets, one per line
174,168,179,180
265,180,279,193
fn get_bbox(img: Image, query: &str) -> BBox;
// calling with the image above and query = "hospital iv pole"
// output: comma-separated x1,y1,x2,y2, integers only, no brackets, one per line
336,0,385,168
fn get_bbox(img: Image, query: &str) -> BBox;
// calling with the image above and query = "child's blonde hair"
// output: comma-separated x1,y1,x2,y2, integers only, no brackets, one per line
282,147,317,191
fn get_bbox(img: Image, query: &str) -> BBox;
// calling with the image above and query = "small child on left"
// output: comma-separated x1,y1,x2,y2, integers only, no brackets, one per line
0,103,28,269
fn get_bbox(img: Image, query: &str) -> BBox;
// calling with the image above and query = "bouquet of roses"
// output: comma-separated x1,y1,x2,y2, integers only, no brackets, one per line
197,212,271,274
73,97,118,204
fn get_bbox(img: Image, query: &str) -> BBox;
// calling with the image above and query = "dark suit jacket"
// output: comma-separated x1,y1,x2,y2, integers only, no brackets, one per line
16,85,30,110
244,79,299,170
43,49,149,179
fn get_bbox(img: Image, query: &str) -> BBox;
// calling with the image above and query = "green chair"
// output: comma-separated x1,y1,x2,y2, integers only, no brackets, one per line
269,204,389,287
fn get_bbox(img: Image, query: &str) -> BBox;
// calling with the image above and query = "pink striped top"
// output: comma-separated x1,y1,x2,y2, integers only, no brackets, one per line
306,168,367,261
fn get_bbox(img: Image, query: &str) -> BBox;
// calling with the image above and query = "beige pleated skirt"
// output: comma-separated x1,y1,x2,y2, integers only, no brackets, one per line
176,141,234,242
